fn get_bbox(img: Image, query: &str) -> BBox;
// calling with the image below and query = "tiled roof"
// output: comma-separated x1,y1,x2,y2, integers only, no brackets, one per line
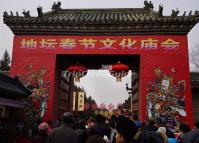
36,8,158,24
3,2,199,35
0,73,31,99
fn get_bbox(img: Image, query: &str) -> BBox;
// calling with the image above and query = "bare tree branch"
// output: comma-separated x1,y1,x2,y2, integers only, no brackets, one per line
190,44,199,72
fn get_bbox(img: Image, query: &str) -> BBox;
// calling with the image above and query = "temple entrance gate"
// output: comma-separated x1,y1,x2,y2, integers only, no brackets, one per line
4,1,199,128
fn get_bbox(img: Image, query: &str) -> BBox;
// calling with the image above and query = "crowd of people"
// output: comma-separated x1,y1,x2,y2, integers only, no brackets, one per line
15,112,199,143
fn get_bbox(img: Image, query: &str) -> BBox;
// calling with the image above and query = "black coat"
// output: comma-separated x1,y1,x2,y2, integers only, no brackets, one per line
32,131,48,143
181,129,199,143
48,124,79,143
88,123,111,139
75,129,87,143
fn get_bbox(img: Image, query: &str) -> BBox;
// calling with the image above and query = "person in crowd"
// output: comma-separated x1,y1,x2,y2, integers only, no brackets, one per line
131,114,142,129
32,122,49,143
86,135,106,143
47,120,54,134
194,121,199,129
157,127,168,143
166,129,178,143
47,112,79,143
31,118,42,138
139,131,165,143
15,128,31,143
145,118,158,132
179,121,199,143
87,117,95,128
139,119,165,143
75,119,87,143
134,121,147,141
110,115,117,143
177,123,191,143
88,114,111,139
55,118,62,128
105,118,110,126
47,120,53,129
115,115,138,143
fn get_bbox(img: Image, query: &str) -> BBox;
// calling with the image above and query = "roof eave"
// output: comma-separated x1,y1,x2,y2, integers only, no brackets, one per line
4,22,198,35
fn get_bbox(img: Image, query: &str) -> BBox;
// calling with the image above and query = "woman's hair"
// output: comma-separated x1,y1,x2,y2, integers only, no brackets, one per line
140,131,165,143
110,115,117,129
116,115,138,142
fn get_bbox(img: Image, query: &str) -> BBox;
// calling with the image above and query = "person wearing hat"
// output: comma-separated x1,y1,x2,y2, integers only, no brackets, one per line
115,115,138,143
48,112,79,143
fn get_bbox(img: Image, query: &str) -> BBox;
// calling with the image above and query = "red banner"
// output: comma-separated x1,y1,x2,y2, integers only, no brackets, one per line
13,35,187,55
10,35,193,127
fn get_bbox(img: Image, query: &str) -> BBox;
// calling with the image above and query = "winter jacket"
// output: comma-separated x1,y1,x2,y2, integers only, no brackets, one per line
47,124,79,143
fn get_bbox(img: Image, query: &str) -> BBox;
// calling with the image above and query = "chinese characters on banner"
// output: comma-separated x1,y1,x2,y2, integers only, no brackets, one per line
19,37,180,50
73,91,85,111
78,92,85,111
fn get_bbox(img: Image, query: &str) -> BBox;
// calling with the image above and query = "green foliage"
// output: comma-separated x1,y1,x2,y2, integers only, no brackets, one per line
82,108,96,120
85,95,96,104
81,92,97,119
0,50,11,71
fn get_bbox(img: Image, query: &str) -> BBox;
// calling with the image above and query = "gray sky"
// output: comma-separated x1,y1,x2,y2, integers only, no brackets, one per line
0,0,199,107
75,70,131,107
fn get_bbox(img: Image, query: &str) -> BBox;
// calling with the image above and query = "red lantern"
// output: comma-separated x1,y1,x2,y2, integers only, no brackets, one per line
67,63,87,82
109,62,129,82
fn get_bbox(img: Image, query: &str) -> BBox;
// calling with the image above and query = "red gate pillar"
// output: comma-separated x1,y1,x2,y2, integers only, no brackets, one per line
140,36,193,127
10,37,57,120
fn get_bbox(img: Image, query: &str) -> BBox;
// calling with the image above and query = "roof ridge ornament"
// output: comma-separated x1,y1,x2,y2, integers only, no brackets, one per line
171,9,179,17
3,11,20,17
16,12,19,17
157,4,163,17
37,6,43,17
183,11,186,16
189,10,192,16
3,11,8,18
22,9,31,17
52,1,61,12
10,11,13,16
194,10,199,15
144,0,154,10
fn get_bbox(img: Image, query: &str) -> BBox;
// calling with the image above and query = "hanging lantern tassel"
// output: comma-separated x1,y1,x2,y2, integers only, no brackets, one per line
115,71,128,82
110,71,128,82
116,76,122,82
75,76,80,82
